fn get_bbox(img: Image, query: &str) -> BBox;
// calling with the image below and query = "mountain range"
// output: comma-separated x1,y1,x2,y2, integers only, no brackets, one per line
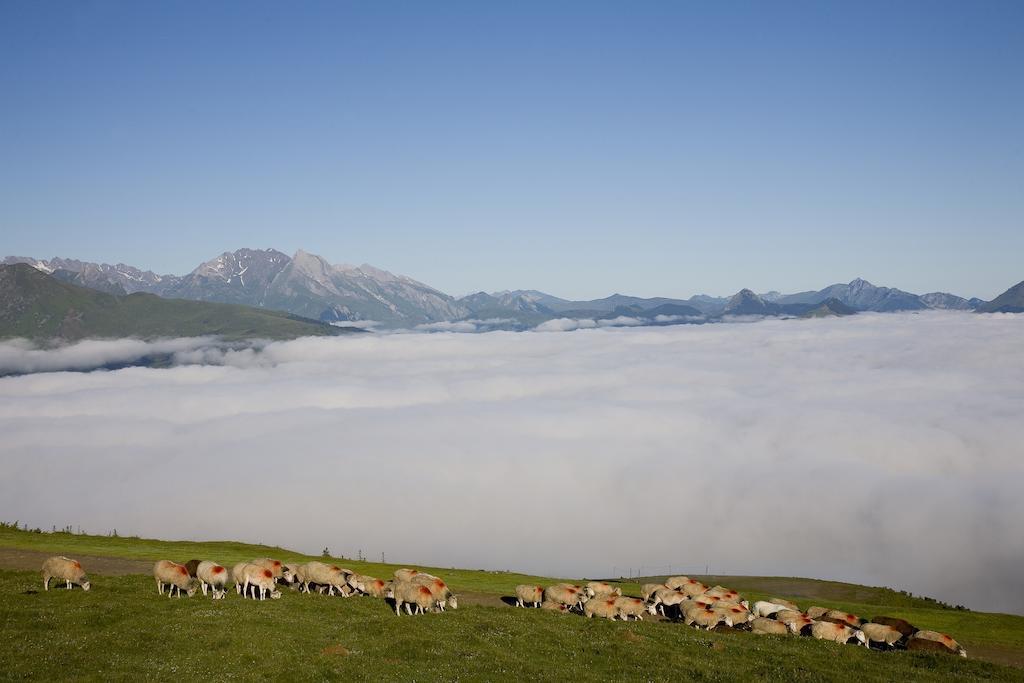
3,249,1019,332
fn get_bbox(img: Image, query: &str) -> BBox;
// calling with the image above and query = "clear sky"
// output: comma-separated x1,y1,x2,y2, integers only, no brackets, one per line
1,1,1022,300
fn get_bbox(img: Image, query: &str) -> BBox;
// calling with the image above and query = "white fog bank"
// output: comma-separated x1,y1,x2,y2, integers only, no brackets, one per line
1,312,1022,614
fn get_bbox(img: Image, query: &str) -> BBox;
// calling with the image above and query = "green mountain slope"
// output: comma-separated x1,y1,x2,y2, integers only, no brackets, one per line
0,264,354,341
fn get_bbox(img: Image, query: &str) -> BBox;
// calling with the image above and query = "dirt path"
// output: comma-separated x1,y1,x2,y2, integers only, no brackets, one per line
0,547,152,575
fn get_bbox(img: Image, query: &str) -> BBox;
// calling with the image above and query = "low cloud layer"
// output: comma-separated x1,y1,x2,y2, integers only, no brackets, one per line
1,312,1022,614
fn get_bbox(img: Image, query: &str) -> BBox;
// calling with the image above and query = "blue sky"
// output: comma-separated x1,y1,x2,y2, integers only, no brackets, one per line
2,1,1022,300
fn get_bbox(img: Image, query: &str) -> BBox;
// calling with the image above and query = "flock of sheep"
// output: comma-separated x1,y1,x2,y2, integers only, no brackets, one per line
40,556,966,658
514,576,967,657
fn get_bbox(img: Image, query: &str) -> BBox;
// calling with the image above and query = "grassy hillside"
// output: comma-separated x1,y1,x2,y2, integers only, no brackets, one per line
0,263,352,341
1,527,1022,680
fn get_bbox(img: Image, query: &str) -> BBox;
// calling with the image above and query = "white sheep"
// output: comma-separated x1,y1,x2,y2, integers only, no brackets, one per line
541,601,571,613
860,622,904,648
299,562,351,596
664,576,692,590
683,604,733,630
515,584,544,608
712,604,754,627
752,601,791,618
411,574,457,611
231,562,249,595
250,558,284,580
751,617,790,635
392,581,439,615
196,561,229,599
821,610,864,627
584,581,621,598
810,621,867,646
543,584,586,610
394,568,421,582
583,596,621,620
908,630,967,657
614,596,655,621
354,575,390,598
641,583,668,602
242,564,282,600
153,560,199,598
650,587,688,617
41,556,91,592
768,597,800,611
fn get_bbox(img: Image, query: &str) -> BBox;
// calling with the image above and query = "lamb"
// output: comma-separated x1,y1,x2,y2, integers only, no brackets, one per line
392,581,438,615
196,561,229,599
515,584,544,608
683,604,733,630
641,583,668,602
650,587,688,617
585,581,621,598
751,601,791,618
242,564,282,600
821,610,864,627
583,596,620,620
41,556,91,592
750,617,790,635
614,596,655,621
809,621,867,646
153,560,199,598
908,630,967,657
543,584,586,610
859,622,904,649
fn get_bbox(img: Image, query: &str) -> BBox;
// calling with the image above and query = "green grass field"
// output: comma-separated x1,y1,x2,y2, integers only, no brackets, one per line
1,527,1022,681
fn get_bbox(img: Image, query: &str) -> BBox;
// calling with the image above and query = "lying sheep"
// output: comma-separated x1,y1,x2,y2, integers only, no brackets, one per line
768,597,800,612
614,596,654,621
860,622,904,649
544,584,586,610
751,617,790,636
393,581,438,615
242,564,281,600
41,556,91,592
196,561,229,599
752,601,791,618
871,616,917,638
641,583,668,602
154,560,199,598
585,581,621,598
810,621,867,646
908,630,967,657
683,604,733,630
584,596,620,620
821,610,864,627
651,587,688,617
515,584,544,608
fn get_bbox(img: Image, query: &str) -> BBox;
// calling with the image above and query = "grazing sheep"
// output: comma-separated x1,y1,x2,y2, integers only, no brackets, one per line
751,617,790,635
515,585,544,608
651,587,688,617
153,560,199,598
584,596,620,620
544,584,586,610
821,610,864,627
805,606,829,619
231,563,249,595
908,630,967,657
683,605,733,630
871,616,917,638
774,609,805,624
394,568,421,582
283,563,304,589
393,581,438,615
752,601,791,618
541,601,571,613
641,583,668,602
250,558,284,580
860,622,904,649
242,564,282,600
703,587,747,608
585,581,622,598
679,581,709,597
768,597,800,611
411,575,458,611
355,575,390,598
299,562,351,596
713,604,754,627
41,556,91,592
809,621,867,646
614,596,655,621
664,576,692,590
183,559,202,578
196,561,229,599
785,616,816,636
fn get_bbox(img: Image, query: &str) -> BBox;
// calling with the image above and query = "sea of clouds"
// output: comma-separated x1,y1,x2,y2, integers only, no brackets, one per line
1,312,1022,614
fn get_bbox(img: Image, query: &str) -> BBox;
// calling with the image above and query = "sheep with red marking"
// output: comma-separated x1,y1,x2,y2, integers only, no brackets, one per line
41,556,90,592
664,576,692,590
821,610,864,627
541,601,570,613
354,574,390,598
411,573,457,611
154,560,199,598
584,581,621,598
583,596,620,620
515,584,544,608
768,597,800,611
242,564,281,600
615,596,656,621
908,630,967,657
641,583,667,602
394,568,420,582
392,582,439,615
250,558,284,581
650,587,688,617
196,561,229,599
544,584,586,610
683,603,733,630
860,622,905,649
810,621,867,646
713,603,754,628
